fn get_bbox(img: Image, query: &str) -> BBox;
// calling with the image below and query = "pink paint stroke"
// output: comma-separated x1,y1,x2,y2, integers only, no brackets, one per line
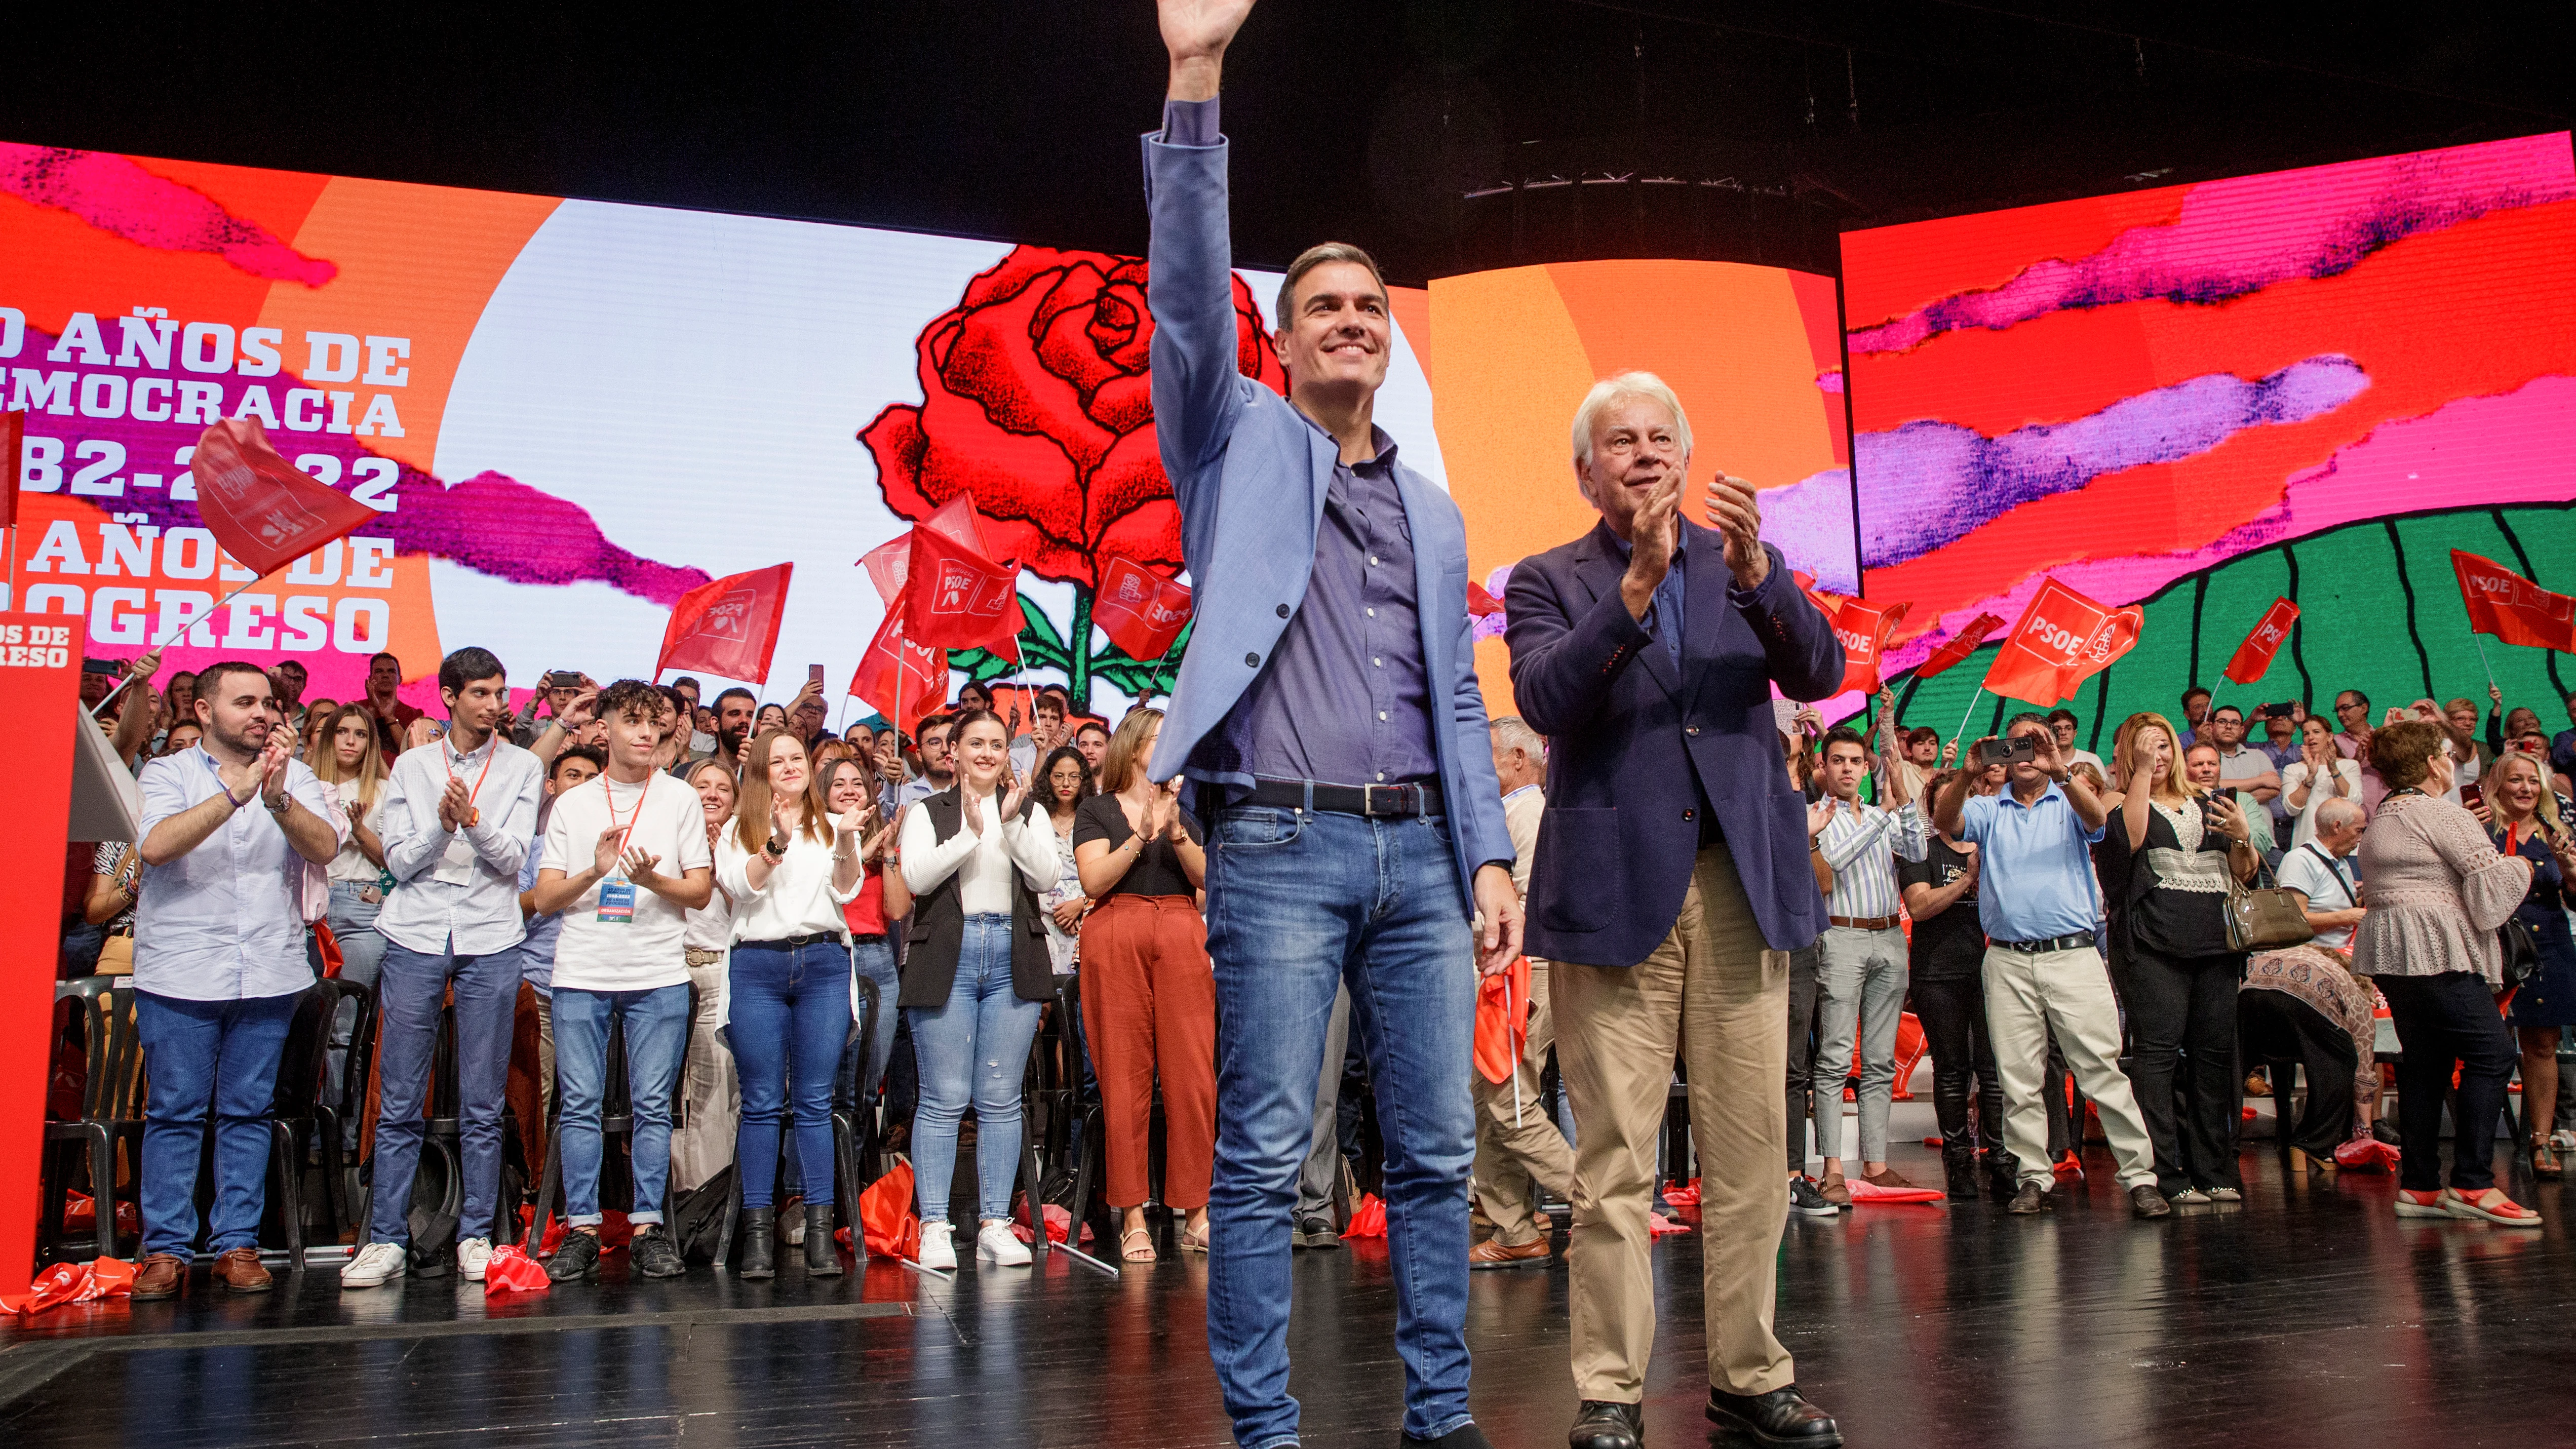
0,145,337,286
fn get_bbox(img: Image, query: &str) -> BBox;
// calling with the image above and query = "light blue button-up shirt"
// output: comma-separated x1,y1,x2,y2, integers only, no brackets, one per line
1957,782,2106,943
135,747,333,1002
373,732,543,957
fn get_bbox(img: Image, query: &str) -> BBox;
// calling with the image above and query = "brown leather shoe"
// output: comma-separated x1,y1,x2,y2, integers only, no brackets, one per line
211,1246,274,1293
1818,1173,1853,1209
1468,1234,1552,1269
132,1252,186,1301
1861,1167,1919,1191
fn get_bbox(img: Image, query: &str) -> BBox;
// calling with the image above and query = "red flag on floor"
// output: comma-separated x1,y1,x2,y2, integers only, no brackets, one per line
1915,612,2005,679
2222,597,2301,684
1826,597,1911,695
903,494,1023,651
860,1161,923,1259
1092,555,1193,661
851,605,948,734
186,417,378,577
656,562,792,684
1982,578,2143,705
2452,550,2576,653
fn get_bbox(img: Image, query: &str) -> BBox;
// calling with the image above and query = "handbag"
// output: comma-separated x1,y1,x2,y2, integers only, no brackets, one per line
2499,916,2540,990
2223,857,2315,954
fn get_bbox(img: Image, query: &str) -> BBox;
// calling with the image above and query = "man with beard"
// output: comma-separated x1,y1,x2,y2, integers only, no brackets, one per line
364,652,425,757
692,687,759,776
129,662,343,1300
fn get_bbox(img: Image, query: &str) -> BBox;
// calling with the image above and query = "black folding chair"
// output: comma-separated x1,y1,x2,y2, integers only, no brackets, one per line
38,977,146,1265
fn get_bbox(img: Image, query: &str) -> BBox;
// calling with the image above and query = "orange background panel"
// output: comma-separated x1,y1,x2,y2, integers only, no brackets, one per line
0,158,330,340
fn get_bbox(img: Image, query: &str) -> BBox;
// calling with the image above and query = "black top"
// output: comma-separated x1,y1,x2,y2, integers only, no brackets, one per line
2099,795,2236,960
1073,793,1205,899
1898,837,1985,983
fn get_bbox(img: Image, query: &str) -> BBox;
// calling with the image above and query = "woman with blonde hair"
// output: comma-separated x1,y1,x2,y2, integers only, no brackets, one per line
2099,711,2260,1203
2358,720,2562,1224
300,700,342,762
1073,707,1213,1260
312,704,394,989
2477,751,2576,1176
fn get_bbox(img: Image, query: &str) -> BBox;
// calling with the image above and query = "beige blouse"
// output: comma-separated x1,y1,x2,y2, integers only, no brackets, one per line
2349,793,2533,986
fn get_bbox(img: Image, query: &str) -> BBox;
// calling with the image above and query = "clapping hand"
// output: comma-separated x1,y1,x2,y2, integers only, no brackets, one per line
1808,796,1839,838
438,775,472,832
618,847,664,888
1704,472,1769,589
257,733,293,806
591,826,627,878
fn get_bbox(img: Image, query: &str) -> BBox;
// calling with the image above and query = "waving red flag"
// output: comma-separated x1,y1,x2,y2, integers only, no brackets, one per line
1466,579,1505,619
187,417,378,576
856,534,909,605
2453,550,2576,653
656,562,792,684
903,494,1022,651
851,605,948,733
1915,612,2004,679
1982,578,2143,705
2222,597,2301,684
1092,555,1193,661
1827,597,1911,695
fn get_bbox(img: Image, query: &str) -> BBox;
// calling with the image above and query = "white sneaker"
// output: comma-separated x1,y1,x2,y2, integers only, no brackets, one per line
341,1240,407,1289
456,1237,492,1282
978,1219,1032,1267
915,1221,957,1271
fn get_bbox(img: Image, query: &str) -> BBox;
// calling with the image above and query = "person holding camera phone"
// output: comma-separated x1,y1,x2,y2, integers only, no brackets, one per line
1935,715,2168,1219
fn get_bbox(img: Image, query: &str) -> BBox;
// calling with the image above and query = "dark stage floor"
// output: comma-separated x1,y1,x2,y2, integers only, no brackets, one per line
4,1138,2569,1448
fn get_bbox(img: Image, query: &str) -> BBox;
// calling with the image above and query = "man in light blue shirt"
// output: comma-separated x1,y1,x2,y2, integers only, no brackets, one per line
130,661,342,1300
1935,712,2166,1220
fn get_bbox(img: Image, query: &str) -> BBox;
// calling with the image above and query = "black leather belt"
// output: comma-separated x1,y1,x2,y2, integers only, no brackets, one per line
1992,931,2096,955
1243,777,1445,818
740,931,843,950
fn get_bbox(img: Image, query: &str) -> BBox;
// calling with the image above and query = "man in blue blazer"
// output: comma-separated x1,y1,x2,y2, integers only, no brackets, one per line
1506,373,1846,1449
1145,6,1521,1449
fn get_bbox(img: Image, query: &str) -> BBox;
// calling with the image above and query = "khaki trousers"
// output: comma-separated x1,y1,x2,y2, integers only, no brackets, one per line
1553,842,1793,1401
1473,958,1574,1246
1981,943,2156,1189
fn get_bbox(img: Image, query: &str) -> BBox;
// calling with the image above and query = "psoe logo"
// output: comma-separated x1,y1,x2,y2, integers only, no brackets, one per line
688,587,762,643
933,563,980,615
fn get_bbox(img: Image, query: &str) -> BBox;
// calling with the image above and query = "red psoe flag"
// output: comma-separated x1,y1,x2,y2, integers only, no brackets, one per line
1915,612,2005,679
656,562,793,683
1982,577,2143,704
2222,597,2301,684
186,417,377,576
1092,555,1193,661
0,409,24,528
1465,580,1505,619
902,494,1022,651
1828,598,1911,695
851,605,948,733
2453,550,2576,653
856,534,909,605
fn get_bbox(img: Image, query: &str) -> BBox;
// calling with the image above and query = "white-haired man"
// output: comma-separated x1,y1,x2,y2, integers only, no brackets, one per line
1507,370,1847,1449
1471,717,1576,1269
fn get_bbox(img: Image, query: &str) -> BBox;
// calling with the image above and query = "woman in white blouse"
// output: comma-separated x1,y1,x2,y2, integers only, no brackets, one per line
713,733,870,1280
672,759,744,1236
896,708,1060,1270
2281,714,2364,849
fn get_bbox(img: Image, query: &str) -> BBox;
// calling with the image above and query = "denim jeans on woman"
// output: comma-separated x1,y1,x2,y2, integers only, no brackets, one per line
136,990,303,1260
324,880,389,1144
554,984,691,1226
835,935,901,1110
906,914,1042,1223
730,938,853,1208
1200,805,1476,1449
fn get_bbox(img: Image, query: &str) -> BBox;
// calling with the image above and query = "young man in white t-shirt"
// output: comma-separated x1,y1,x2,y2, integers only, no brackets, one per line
531,680,714,1281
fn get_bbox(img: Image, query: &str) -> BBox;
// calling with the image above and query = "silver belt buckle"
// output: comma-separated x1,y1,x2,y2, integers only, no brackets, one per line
1362,782,1404,817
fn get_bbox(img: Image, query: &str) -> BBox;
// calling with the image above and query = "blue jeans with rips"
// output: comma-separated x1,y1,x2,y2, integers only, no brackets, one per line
553,984,691,1226
1200,805,1476,1449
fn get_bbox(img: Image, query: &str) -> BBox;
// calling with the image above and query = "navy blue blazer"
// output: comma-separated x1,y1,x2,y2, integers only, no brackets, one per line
1505,520,1845,965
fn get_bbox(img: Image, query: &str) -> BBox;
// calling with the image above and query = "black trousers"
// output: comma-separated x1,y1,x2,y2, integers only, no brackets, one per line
1911,973,2006,1160
2123,943,2247,1192
1784,944,1827,1173
2237,987,2358,1160
2378,970,2516,1194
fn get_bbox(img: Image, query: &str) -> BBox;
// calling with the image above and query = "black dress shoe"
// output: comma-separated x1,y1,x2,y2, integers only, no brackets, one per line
1402,1422,1494,1448
1707,1385,1841,1447
2007,1181,2050,1214
1569,1398,1644,1448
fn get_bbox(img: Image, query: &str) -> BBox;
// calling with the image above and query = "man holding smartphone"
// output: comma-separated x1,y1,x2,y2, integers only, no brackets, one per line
1934,715,2165,1219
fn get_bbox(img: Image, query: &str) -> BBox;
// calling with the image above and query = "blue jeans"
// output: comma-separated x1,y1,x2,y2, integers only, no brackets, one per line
1202,806,1475,1448
838,935,901,1109
554,984,691,1226
906,914,1042,1223
369,937,522,1244
136,990,303,1261
730,938,854,1208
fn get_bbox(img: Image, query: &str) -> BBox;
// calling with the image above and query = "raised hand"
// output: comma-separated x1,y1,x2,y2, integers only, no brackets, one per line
2206,793,2250,842
439,775,473,832
619,848,664,887
1618,470,1682,622
592,826,626,878
258,734,294,805
860,817,900,866
1941,739,1961,767
1808,796,1838,838
1704,472,1769,588
1160,0,1257,91
961,789,989,838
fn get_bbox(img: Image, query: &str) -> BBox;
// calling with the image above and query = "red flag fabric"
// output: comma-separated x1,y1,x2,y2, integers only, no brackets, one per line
1342,1193,1387,1239
2221,597,2302,684
1,1257,135,1315
851,605,948,734
1092,555,1194,661
1473,957,1533,1086
860,1160,922,1259
903,494,1022,651
1915,612,2005,679
857,534,909,605
1826,597,1911,695
0,409,23,528
481,1243,551,1295
1466,579,1505,618
1982,578,2143,705
186,417,378,577
655,562,793,683
2453,550,2576,653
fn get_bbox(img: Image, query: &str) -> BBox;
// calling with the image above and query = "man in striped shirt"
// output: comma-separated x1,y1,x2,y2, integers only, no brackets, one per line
1808,726,1930,1202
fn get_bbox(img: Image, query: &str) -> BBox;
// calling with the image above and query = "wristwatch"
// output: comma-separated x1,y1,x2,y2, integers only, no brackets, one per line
267,792,292,816
763,834,789,861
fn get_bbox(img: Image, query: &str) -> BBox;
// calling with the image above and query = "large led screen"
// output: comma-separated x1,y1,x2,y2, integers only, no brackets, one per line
0,142,1443,720
1831,132,2576,740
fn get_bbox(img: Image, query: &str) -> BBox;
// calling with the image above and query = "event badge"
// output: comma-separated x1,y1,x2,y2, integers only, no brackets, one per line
597,876,638,925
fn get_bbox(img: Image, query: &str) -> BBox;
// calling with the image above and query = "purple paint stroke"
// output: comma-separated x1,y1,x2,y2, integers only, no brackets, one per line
9,322,706,604
1874,373,2576,678
1764,466,1860,594
1851,134,2575,355
1765,356,2370,576
0,145,337,286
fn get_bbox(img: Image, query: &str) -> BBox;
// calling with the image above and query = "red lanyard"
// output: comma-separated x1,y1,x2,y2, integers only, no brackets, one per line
447,739,498,823
602,774,652,866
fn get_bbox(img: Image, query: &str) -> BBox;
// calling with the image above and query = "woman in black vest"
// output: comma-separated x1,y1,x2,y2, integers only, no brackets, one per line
895,708,1059,1270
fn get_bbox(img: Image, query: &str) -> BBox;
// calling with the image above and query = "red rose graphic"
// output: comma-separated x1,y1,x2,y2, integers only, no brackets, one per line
862,245,1286,590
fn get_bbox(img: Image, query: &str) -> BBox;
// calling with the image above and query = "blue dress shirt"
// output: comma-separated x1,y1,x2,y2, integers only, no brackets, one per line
135,747,334,1001
1957,782,2106,943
